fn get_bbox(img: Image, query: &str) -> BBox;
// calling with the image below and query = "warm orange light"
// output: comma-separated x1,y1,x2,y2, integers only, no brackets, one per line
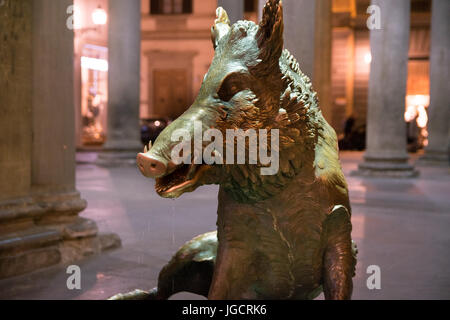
81,56,109,72
364,52,372,64
73,5,83,29
405,95,430,129
406,95,430,108
404,105,417,122
416,105,428,128
92,7,107,26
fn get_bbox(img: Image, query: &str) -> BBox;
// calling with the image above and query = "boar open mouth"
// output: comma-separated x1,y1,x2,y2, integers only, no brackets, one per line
155,163,209,198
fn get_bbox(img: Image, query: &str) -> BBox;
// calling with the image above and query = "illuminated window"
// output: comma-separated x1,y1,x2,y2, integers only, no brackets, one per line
150,0,192,14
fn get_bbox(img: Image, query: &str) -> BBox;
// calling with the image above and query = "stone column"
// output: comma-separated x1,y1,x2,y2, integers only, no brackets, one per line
313,0,333,123
32,0,80,201
281,0,333,122
356,0,418,177
420,0,450,165
0,0,120,279
0,0,33,204
0,0,46,279
283,0,316,79
258,0,265,21
217,0,244,24
98,0,142,165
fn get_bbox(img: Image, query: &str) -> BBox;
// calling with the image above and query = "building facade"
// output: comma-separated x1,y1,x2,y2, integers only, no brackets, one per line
72,0,438,156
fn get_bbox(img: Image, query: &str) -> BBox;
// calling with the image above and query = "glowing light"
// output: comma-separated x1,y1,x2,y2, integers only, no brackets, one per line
81,57,109,72
92,7,107,25
73,5,83,30
364,52,372,64
404,105,417,122
154,121,161,127
92,94,102,107
406,95,430,108
416,105,428,128
405,95,430,128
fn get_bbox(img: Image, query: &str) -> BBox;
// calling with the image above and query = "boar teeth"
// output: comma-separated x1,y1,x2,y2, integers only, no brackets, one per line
144,141,153,153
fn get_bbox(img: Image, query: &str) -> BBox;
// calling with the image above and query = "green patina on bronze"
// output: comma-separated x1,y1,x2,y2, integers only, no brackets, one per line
111,0,357,300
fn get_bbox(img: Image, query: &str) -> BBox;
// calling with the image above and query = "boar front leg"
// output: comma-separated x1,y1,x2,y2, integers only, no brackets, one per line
149,231,217,300
108,231,217,300
322,205,356,300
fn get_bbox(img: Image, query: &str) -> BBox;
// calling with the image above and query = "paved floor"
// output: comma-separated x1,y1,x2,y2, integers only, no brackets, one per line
0,152,449,300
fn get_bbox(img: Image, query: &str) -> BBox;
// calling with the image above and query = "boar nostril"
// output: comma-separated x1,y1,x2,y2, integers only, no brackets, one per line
137,153,167,178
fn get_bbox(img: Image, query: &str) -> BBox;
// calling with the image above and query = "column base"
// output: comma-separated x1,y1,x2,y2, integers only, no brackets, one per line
96,150,140,167
0,193,121,279
0,226,61,279
352,158,419,178
417,150,450,167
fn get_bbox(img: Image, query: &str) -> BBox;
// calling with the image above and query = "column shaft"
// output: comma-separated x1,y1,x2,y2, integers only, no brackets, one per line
258,0,266,21
313,0,333,123
104,0,141,153
0,0,33,202
32,0,76,193
421,0,450,164
283,0,316,79
357,0,418,177
281,0,333,123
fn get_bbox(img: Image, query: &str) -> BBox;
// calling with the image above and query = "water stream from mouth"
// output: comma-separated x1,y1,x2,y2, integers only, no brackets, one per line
171,203,176,247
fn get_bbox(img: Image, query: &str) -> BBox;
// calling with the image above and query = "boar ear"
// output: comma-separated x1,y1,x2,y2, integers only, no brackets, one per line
256,0,284,70
211,7,231,49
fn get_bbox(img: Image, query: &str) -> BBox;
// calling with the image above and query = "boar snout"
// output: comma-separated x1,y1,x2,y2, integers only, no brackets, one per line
137,153,167,178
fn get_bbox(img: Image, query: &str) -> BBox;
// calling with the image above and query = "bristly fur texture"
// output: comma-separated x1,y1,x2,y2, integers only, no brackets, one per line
213,9,327,203
218,46,325,203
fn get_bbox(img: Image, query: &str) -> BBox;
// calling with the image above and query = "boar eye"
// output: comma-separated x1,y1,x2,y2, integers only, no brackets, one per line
217,81,240,102
217,73,248,102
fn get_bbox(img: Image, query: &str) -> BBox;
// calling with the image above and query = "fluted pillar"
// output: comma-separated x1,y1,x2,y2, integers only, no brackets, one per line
217,0,244,23
420,0,450,165
98,0,142,165
356,0,418,177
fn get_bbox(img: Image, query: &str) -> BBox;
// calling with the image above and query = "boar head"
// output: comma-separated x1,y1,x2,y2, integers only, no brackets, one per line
137,0,321,202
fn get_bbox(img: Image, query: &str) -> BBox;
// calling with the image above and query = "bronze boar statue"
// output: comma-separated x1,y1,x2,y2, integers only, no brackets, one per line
111,0,357,300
